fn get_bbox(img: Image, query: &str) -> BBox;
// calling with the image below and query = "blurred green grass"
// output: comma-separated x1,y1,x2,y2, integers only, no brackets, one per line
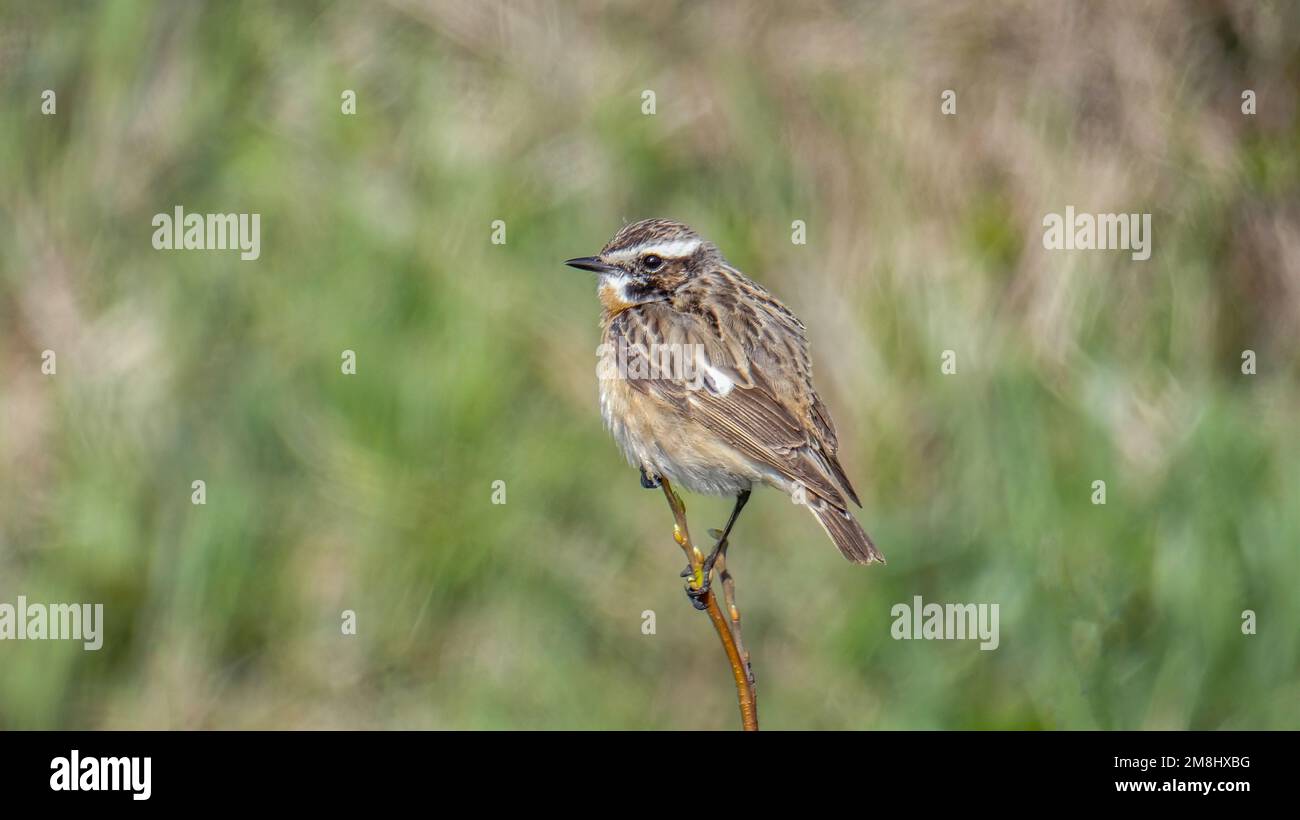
1,0,1298,729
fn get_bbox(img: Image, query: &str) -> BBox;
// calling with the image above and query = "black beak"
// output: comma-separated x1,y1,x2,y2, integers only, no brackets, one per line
565,256,619,274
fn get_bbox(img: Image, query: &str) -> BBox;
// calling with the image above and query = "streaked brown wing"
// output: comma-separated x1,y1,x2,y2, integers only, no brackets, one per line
610,301,861,508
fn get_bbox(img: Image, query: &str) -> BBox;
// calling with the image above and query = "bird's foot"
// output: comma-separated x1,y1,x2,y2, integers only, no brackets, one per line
679,564,710,610
684,582,711,610
639,467,661,489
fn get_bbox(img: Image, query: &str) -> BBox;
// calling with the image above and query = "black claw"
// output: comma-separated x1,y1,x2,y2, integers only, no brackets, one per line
639,467,661,489
682,565,710,608
685,583,710,611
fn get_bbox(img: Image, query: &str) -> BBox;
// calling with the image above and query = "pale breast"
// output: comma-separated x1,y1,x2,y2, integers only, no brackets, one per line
597,338,763,497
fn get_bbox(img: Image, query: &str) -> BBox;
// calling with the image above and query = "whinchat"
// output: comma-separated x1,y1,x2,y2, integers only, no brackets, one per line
566,219,883,599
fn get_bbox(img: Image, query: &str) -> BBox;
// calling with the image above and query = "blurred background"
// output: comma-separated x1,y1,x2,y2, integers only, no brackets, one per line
1,0,1298,729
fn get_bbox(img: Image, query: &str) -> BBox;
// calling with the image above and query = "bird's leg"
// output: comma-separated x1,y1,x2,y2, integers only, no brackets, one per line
698,490,750,579
713,539,753,689
657,475,759,730
639,466,661,489
660,480,712,602
685,490,750,609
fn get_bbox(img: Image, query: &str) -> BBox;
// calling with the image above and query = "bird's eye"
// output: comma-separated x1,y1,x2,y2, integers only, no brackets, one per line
642,254,664,272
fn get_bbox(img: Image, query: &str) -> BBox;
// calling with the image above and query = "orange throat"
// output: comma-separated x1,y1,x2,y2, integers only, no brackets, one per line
598,280,635,317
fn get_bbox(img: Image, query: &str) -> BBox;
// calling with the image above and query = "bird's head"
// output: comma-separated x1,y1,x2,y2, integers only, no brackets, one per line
565,219,719,312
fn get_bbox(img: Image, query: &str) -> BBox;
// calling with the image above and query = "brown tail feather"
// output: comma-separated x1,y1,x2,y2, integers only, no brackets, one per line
810,500,884,564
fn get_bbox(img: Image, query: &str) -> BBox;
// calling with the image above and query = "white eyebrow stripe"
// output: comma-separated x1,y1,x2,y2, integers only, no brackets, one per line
605,237,702,262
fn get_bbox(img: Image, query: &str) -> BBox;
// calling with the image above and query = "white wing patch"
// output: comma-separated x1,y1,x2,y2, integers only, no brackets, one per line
701,362,735,396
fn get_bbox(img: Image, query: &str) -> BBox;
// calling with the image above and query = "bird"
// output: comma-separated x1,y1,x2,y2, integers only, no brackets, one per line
564,218,883,604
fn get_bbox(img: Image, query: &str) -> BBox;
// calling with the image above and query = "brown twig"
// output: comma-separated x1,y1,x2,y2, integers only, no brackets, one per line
712,539,753,688
660,477,758,731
